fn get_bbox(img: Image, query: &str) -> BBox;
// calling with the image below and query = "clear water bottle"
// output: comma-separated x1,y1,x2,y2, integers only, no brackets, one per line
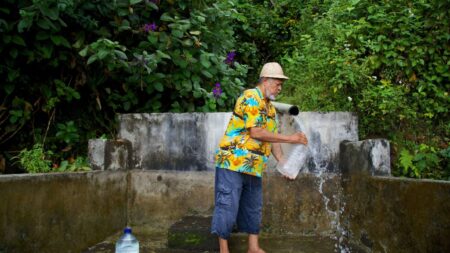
276,117,310,179
115,227,139,253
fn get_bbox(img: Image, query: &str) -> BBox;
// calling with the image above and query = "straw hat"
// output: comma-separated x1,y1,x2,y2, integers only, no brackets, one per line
259,62,289,80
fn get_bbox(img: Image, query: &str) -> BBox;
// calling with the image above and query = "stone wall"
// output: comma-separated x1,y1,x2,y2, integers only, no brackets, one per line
0,171,128,253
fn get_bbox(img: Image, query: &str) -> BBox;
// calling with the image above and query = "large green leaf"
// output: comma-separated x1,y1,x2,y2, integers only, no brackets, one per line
130,0,143,5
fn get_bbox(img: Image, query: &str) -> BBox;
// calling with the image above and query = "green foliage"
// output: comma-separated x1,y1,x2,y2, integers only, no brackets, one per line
1,0,248,172
1,0,448,180
55,157,91,172
13,144,52,173
56,121,80,144
273,0,449,179
398,144,449,180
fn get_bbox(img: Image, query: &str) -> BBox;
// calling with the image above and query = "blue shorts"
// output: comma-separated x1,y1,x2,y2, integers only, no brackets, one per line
211,167,263,239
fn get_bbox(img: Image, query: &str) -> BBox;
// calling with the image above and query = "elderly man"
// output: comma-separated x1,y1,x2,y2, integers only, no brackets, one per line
211,62,308,253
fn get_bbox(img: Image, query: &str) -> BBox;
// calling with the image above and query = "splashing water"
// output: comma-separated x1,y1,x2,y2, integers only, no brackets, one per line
276,117,309,179
276,116,351,252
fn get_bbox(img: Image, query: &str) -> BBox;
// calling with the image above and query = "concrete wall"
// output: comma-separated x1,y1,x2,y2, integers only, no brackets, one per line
128,170,215,228
117,112,358,173
2,113,449,253
342,175,450,253
127,170,341,237
263,173,341,236
1,166,449,253
118,113,230,171
340,140,450,253
0,171,128,253
275,112,358,173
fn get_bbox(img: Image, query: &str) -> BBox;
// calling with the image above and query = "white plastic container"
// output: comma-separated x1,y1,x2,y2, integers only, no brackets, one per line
276,117,309,179
115,227,139,253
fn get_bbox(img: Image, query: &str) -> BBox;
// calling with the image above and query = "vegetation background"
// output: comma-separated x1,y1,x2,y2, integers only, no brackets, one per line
0,0,448,179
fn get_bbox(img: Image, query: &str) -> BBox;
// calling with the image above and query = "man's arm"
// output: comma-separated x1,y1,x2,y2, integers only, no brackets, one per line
249,127,308,145
271,143,284,162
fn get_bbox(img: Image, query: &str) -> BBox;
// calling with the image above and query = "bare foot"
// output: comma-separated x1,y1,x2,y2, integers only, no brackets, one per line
247,248,266,253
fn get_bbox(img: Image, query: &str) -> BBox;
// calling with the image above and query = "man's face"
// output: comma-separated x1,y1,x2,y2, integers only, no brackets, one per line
265,78,284,101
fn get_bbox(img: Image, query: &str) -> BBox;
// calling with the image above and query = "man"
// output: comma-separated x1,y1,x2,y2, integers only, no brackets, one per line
211,62,308,253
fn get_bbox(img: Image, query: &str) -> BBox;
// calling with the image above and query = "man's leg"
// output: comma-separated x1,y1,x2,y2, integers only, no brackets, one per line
211,168,243,253
236,174,264,253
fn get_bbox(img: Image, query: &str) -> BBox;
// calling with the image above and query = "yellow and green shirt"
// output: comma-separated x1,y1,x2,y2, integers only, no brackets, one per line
214,87,278,177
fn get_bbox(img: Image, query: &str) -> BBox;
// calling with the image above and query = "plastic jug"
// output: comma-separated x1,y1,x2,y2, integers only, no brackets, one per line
276,117,309,179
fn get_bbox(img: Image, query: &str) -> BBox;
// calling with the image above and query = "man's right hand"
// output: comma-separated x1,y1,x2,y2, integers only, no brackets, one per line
290,132,308,145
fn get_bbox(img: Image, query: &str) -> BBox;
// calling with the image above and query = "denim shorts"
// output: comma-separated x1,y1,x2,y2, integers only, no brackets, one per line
211,167,263,239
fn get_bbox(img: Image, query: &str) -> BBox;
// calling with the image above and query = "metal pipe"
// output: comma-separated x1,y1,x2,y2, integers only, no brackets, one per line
271,102,299,116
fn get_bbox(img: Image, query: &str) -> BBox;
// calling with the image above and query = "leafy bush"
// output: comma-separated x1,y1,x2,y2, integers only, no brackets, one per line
398,144,450,180
1,0,248,172
55,157,90,172
13,144,52,173
277,0,449,179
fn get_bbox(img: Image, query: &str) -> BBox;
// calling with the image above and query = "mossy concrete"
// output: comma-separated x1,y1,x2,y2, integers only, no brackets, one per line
342,174,450,253
2,169,450,253
167,216,218,251
262,172,341,236
127,170,215,228
127,170,341,237
0,171,128,253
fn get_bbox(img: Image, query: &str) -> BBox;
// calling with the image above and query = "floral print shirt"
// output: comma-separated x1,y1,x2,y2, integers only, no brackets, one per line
214,87,278,177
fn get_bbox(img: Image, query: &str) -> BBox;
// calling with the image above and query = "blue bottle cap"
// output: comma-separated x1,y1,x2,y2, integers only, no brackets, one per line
124,227,132,234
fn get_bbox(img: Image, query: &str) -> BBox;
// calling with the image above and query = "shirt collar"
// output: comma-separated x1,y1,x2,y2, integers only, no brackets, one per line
255,87,264,99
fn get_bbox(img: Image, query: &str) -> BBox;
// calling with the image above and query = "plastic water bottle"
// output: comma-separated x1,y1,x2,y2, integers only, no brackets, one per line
115,227,139,253
276,117,309,179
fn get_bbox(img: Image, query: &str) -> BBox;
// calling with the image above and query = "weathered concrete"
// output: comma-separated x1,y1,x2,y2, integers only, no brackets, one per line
340,139,391,176
3,112,450,253
127,170,215,228
127,170,341,237
263,172,341,236
118,113,229,171
0,171,128,253
268,112,358,174
167,216,218,251
117,112,358,172
342,175,450,253
88,139,133,171
2,169,450,253
88,139,106,170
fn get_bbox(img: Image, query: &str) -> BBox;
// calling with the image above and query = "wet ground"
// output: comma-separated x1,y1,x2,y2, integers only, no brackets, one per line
83,225,343,253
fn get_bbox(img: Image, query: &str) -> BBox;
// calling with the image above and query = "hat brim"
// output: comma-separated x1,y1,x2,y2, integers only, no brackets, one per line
261,74,289,80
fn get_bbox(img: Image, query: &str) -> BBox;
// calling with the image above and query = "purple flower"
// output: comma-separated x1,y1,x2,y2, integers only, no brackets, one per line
143,22,158,32
212,83,222,98
225,51,236,65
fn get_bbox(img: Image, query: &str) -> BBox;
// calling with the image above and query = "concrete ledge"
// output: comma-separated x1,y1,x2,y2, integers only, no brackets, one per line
0,171,128,253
